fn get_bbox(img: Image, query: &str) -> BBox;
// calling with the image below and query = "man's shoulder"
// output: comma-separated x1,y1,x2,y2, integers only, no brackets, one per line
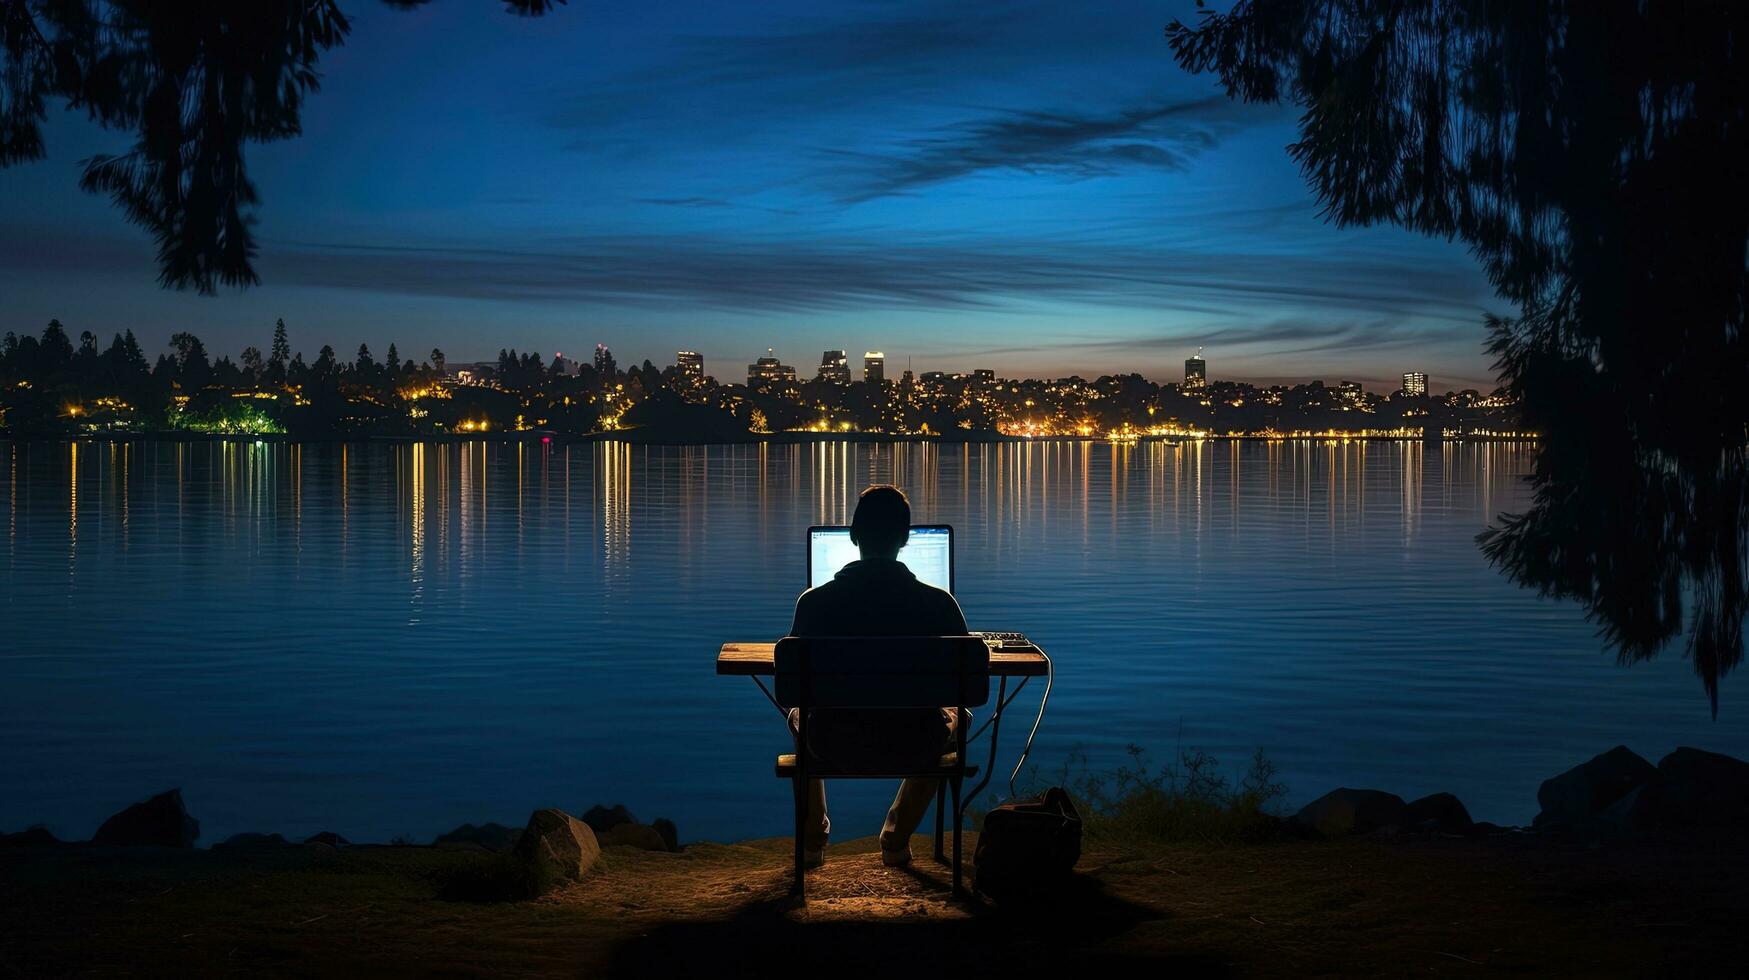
790,579,850,634
907,578,959,604
906,579,969,629
795,578,850,608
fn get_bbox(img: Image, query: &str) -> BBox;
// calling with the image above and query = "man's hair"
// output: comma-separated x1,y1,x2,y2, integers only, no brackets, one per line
850,484,910,556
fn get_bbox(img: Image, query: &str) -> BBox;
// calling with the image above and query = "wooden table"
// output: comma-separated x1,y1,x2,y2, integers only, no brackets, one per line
717,641,1049,677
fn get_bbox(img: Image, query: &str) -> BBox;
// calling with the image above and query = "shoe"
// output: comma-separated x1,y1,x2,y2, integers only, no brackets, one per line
880,847,912,868
802,848,825,869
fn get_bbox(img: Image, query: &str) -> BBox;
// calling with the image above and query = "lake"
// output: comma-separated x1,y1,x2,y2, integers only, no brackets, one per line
3,438,1743,846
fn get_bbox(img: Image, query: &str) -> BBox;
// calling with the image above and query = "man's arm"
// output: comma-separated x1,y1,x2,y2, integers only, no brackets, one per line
789,589,819,636
937,590,969,635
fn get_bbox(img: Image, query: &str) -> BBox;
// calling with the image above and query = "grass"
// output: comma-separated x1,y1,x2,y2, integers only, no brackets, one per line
432,852,559,903
1002,743,1290,848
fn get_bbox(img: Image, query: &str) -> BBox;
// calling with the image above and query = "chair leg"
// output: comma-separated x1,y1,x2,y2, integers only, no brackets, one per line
933,782,947,864
950,776,964,897
791,776,806,898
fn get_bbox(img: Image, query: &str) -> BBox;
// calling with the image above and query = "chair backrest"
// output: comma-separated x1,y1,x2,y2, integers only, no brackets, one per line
774,636,990,709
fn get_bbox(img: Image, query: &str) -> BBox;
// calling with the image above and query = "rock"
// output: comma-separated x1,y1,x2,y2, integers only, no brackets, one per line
651,817,679,852
303,831,349,847
215,832,291,850
92,789,199,847
597,822,669,851
0,826,60,847
1291,788,1406,837
1469,821,1506,836
1595,784,1649,835
1402,792,1474,834
1633,747,1749,830
1533,746,1656,829
434,822,521,853
580,804,637,836
513,809,600,883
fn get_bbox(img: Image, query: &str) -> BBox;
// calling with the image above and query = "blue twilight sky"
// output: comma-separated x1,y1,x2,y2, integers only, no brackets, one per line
0,0,1505,390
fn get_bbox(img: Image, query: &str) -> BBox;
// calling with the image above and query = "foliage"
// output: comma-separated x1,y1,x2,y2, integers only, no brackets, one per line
171,400,283,435
0,1,564,293
1008,744,1288,847
1168,1,1749,711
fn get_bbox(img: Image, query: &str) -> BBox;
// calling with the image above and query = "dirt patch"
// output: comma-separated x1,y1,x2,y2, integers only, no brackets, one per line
2,833,1745,977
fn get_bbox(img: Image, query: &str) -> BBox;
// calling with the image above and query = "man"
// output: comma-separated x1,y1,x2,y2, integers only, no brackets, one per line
788,484,969,868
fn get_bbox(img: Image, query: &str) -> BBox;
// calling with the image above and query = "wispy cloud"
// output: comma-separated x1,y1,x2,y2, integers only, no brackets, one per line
229,233,1488,326
543,6,1002,136
930,318,1494,387
831,98,1235,201
635,196,732,208
936,318,1474,359
1,220,1491,324
635,196,800,216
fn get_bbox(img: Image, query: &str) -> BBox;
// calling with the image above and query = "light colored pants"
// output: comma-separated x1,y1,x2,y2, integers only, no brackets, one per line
789,708,964,854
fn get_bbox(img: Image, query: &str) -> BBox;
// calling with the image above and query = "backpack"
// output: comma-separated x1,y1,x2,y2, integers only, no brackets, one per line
972,786,1082,903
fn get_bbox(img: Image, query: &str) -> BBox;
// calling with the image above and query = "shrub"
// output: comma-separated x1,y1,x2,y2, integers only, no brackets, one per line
1009,744,1288,847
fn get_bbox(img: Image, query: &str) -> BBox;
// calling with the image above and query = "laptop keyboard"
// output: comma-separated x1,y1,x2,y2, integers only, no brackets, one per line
975,631,1032,649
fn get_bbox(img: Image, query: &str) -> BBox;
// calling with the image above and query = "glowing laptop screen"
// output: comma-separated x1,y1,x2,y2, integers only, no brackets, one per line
807,525,953,592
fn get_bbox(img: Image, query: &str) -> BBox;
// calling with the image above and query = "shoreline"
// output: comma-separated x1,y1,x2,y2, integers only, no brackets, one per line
5,828,1744,977
7,746,1745,974
0,430,1540,446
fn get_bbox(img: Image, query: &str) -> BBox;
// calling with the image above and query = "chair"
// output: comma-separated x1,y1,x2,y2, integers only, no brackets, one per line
773,635,990,899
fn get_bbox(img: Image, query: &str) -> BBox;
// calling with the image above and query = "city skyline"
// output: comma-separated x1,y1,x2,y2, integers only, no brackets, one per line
0,0,1499,390
0,314,1516,442
468,341,1458,395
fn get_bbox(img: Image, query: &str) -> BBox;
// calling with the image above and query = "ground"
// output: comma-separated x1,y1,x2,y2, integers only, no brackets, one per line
2,832,1746,977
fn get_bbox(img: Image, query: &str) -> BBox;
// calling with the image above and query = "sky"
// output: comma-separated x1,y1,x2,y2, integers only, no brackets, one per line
0,0,1505,391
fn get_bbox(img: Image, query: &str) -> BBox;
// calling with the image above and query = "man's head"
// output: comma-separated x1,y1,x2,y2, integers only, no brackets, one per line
850,484,910,560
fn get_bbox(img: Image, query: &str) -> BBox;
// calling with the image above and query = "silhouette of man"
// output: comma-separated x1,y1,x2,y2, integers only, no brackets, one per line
788,484,969,868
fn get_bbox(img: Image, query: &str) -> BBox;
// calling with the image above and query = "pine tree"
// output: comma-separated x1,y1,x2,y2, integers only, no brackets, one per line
267,319,290,382
121,331,148,377
269,319,290,366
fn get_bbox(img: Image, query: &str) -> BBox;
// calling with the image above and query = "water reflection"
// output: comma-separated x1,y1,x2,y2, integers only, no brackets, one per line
2,438,1744,847
67,442,77,587
600,440,632,580
409,443,425,626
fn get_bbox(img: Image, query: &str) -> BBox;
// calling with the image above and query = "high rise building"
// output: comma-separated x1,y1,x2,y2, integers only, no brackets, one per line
816,350,851,384
900,369,914,388
747,348,796,386
1402,371,1428,396
1184,349,1207,388
864,352,885,384
676,350,704,384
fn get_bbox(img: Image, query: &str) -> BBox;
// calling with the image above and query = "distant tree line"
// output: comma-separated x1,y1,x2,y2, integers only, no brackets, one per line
0,319,1518,440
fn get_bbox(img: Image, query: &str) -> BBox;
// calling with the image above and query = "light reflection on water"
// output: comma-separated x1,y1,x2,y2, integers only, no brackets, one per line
2,438,1744,846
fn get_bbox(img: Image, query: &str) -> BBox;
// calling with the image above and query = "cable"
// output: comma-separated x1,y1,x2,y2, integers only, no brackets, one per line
1007,645,1052,799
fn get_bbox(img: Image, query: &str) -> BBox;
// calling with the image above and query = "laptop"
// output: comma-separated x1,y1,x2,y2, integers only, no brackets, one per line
807,524,954,591
805,524,1030,649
